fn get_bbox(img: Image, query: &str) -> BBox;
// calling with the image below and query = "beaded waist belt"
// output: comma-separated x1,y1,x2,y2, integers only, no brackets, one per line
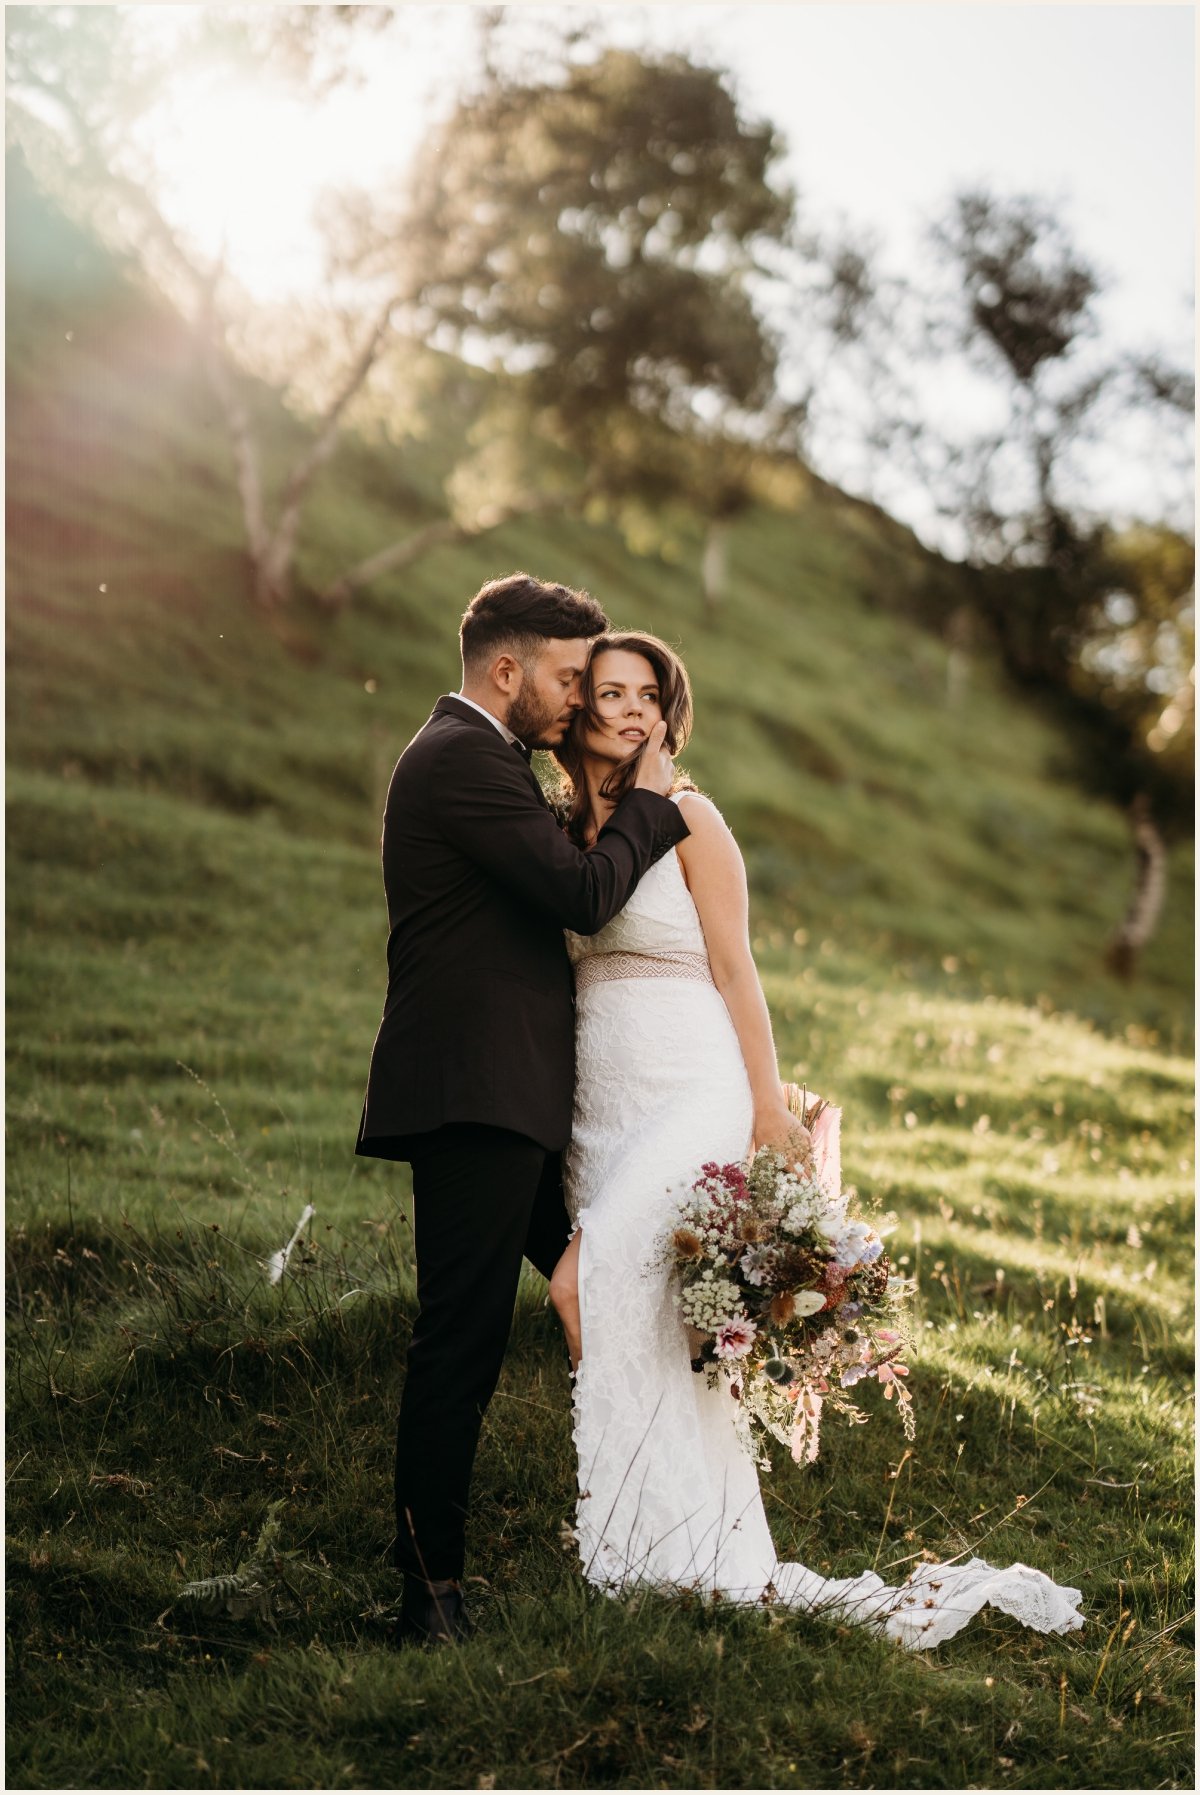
573,949,714,994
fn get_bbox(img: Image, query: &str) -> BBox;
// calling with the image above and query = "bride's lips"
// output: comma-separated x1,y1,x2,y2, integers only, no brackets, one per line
618,728,646,741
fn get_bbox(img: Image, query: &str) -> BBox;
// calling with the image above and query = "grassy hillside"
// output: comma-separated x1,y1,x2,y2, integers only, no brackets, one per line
6,157,1194,1790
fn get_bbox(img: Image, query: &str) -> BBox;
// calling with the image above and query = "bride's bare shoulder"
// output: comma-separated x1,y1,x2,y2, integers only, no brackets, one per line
673,790,738,856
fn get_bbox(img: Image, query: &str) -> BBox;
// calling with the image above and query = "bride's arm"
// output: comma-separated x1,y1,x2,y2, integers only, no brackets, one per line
674,794,809,1157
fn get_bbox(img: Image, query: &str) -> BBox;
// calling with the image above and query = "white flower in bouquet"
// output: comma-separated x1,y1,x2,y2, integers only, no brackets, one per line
811,1197,849,1240
791,1289,827,1319
782,1189,826,1235
740,1246,772,1287
816,1193,852,1231
829,1218,882,1268
678,1269,744,1333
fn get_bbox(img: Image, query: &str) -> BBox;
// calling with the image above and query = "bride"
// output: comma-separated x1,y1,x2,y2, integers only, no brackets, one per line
546,631,1085,1649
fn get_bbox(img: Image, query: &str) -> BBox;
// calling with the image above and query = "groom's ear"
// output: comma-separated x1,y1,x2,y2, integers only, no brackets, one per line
490,653,523,696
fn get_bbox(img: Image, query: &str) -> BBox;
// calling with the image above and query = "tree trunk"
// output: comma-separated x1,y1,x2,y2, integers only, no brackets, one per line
945,601,973,707
702,519,730,621
256,295,400,607
198,316,269,577
1104,794,1168,980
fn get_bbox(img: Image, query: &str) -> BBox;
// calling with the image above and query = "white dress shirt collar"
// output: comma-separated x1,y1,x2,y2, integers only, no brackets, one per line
453,691,523,750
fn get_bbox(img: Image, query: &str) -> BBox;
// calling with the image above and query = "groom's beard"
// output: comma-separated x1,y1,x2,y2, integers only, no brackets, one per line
508,684,572,749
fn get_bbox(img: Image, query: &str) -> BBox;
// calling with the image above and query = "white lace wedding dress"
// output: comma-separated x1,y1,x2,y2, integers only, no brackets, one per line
563,793,1085,1649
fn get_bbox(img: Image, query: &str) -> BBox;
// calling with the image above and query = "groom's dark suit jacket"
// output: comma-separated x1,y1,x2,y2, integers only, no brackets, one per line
355,694,689,1157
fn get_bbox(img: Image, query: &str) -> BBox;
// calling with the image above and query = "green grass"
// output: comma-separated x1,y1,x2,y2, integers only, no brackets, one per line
5,155,1194,1788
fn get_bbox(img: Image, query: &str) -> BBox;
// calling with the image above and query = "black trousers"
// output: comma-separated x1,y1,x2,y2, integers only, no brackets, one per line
392,1123,572,1580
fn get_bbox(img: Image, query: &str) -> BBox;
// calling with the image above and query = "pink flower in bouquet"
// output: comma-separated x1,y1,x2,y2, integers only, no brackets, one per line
876,1362,910,1399
714,1318,757,1360
700,1161,749,1202
697,1161,753,1253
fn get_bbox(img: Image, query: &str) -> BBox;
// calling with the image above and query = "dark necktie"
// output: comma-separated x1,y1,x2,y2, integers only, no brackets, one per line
512,740,533,764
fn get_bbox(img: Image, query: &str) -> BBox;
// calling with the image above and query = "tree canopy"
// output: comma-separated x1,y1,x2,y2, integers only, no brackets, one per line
322,44,802,593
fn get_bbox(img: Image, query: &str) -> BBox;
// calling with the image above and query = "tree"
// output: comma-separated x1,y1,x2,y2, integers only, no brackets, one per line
5,4,406,610
320,43,803,613
773,182,1194,971
1078,523,1195,782
828,188,1192,722
925,189,1107,571
9,14,805,616
806,187,1191,590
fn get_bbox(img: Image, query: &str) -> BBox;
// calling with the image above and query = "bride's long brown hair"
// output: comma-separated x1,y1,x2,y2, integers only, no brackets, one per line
553,631,698,844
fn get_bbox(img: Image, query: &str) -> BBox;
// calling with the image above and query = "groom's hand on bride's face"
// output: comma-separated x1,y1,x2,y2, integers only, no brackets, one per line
632,718,674,797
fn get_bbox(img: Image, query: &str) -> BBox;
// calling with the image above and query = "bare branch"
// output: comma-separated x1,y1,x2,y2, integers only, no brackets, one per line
246,293,403,607
277,293,401,515
320,492,576,610
1125,353,1196,416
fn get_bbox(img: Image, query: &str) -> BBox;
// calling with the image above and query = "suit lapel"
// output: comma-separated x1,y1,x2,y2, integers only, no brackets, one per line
431,695,555,814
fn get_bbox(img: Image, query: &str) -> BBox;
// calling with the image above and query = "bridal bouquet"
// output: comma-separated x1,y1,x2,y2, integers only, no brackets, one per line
662,1086,916,1467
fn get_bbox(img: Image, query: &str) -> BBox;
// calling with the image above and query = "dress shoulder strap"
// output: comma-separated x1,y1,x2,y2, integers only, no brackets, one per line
669,789,722,820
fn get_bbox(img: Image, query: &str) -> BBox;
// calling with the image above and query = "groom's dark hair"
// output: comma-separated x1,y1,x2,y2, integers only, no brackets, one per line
460,572,609,675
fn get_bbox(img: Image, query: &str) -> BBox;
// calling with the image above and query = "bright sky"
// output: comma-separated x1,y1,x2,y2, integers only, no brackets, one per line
140,2,1195,548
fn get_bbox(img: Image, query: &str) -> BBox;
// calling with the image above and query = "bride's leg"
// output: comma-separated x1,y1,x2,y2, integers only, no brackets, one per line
548,1229,583,1372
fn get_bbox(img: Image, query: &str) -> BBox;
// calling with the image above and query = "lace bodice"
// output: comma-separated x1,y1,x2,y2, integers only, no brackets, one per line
565,794,707,966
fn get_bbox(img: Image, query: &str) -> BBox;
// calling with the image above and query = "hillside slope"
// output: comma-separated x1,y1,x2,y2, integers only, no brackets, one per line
7,155,1191,1046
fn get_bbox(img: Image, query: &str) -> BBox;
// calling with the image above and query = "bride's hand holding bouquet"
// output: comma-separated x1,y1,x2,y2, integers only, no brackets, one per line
751,1100,812,1164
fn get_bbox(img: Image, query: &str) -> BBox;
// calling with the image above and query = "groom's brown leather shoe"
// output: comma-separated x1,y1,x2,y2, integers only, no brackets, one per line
392,1575,472,1647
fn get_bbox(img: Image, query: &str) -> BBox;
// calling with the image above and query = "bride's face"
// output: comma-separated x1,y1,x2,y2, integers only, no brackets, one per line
582,649,664,763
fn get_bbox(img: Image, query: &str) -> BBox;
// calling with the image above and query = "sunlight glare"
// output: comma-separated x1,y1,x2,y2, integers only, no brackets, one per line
152,78,335,298
142,24,468,304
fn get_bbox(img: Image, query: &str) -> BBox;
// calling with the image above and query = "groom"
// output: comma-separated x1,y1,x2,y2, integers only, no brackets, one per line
356,571,687,1645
